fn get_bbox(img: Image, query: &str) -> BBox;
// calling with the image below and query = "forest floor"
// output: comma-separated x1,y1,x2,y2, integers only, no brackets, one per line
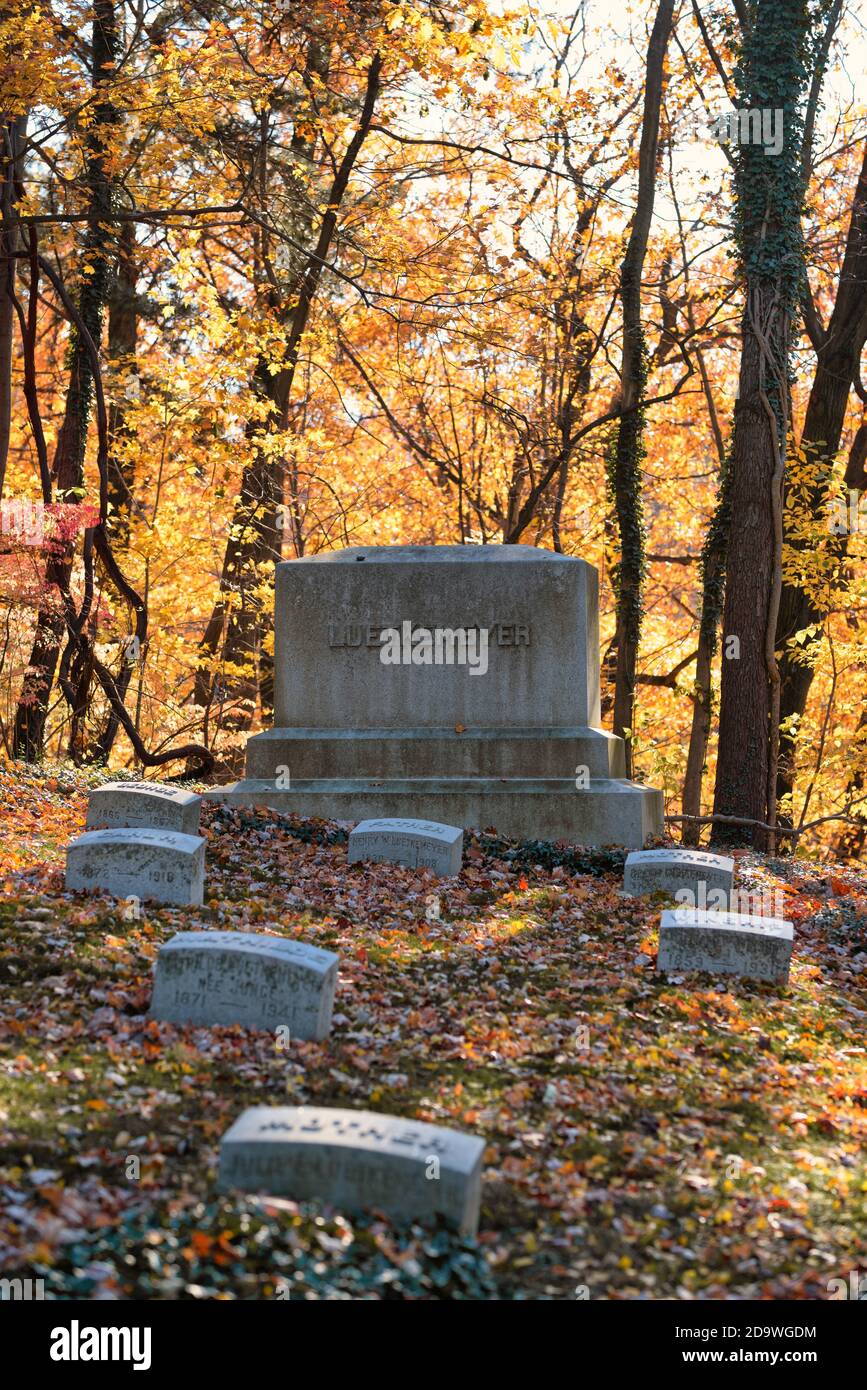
1,761,866,1300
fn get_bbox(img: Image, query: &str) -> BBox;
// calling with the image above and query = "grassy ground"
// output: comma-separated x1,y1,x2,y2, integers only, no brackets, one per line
1,761,866,1300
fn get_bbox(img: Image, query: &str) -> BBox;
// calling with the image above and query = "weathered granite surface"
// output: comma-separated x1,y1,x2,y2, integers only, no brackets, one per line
218,1105,486,1234
348,818,463,875
65,828,205,906
204,545,664,848
624,848,734,899
86,781,201,835
657,909,794,984
150,930,338,1038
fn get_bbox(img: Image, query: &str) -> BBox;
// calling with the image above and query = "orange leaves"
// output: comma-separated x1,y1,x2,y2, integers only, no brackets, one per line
183,1230,238,1266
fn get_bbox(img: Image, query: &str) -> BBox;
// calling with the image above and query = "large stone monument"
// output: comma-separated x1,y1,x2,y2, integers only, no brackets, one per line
205,545,663,847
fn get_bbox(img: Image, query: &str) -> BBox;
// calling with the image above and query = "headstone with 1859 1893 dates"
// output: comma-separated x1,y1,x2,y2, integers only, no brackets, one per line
657,908,793,984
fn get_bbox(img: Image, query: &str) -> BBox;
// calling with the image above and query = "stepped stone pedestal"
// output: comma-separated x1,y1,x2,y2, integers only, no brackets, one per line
204,545,663,848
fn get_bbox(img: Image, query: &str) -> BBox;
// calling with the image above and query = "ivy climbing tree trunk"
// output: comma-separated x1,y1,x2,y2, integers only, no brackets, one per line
711,0,813,849
609,0,674,774
12,0,119,760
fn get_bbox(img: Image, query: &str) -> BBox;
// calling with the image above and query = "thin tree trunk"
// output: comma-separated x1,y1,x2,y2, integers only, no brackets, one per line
832,707,867,860
0,113,27,495
105,217,139,538
195,50,381,727
610,0,674,773
89,217,140,762
681,459,731,843
12,0,119,760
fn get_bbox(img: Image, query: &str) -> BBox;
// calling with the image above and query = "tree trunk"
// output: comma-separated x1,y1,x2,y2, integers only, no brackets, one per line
832,706,867,860
681,459,731,842
0,113,27,495
609,0,674,773
89,216,140,762
194,50,381,729
105,217,139,537
711,0,813,848
712,311,781,844
12,0,119,760
775,139,867,814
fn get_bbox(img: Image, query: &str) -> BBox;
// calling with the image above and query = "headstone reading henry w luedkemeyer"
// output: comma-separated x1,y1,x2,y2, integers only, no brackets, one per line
348,818,463,875
623,848,734,899
205,545,663,847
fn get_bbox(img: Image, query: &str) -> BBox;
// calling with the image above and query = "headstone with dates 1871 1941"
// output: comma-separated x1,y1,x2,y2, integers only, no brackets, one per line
218,1105,486,1235
657,909,794,984
348,817,463,875
65,827,205,907
204,545,663,848
149,930,338,1039
86,780,202,835
623,847,734,899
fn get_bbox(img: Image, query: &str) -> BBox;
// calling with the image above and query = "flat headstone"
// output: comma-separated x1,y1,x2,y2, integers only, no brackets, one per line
218,1105,485,1235
657,909,793,984
65,828,205,907
150,930,338,1039
348,817,463,876
624,848,734,901
86,780,201,835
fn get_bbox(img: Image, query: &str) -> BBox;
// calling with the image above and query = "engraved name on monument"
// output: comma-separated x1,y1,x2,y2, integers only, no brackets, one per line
205,546,664,847
624,848,734,899
657,909,794,984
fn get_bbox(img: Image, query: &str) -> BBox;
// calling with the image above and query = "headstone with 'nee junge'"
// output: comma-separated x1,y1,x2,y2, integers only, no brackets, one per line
149,930,338,1039
86,780,202,835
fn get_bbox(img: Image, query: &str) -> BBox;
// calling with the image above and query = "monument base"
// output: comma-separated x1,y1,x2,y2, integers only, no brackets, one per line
204,545,667,850
203,773,663,849
240,725,626,779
